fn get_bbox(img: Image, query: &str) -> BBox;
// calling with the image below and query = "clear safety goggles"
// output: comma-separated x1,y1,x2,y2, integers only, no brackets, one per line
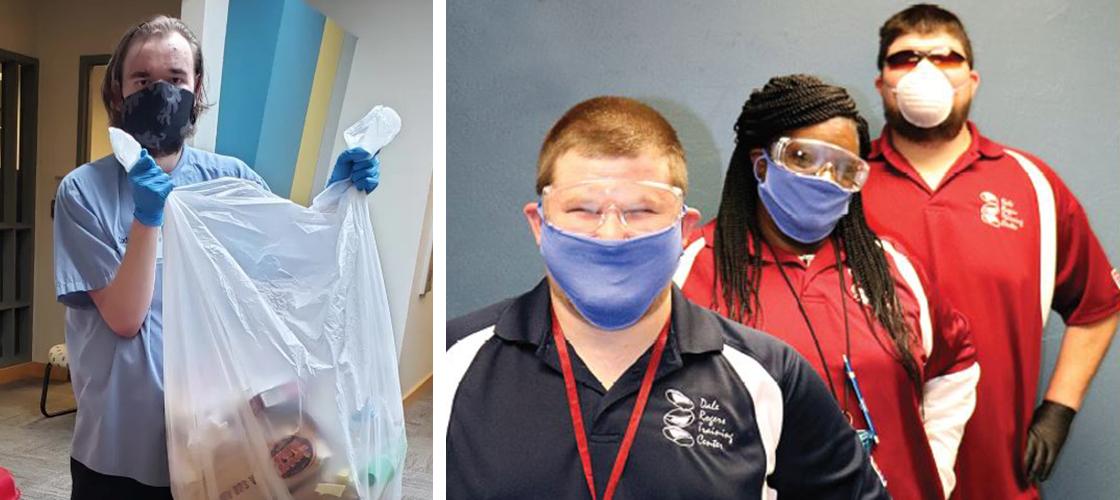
540,179,685,236
767,137,870,192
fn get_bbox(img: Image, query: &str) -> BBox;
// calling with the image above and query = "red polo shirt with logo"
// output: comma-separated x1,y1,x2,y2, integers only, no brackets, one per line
678,221,978,500
862,122,1120,500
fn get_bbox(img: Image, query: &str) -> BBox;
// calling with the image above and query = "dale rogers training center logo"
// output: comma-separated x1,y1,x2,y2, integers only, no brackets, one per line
661,389,735,451
979,191,1024,230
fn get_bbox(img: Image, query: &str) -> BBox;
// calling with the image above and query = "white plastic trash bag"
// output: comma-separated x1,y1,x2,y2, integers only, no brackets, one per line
344,106,401,154
161,170,405,498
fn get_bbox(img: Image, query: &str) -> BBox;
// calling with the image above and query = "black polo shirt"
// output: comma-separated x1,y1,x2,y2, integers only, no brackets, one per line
444,280,888,499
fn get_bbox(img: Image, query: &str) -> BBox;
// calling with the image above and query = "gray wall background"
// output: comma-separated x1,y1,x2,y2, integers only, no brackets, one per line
447,1,1119,496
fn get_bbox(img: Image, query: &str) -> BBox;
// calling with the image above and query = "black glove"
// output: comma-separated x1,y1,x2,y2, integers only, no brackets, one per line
1022,400,1077,483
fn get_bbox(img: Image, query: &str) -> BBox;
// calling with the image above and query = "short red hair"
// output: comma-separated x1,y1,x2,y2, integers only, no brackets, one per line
536,96,687,194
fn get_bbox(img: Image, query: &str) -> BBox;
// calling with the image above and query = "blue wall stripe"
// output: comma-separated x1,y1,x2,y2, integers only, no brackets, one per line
215,0,283,167
217,0,325,196
253,0,325,195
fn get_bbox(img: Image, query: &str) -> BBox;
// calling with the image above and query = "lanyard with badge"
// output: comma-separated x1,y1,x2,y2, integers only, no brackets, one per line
764,238,880,454
551,313,670,500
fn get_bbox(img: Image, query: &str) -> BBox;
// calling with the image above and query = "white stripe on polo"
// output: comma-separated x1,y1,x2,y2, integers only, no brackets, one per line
440,326,496,441
1005,149,1057,327
922,362,980,497
881,240,933,356
674,237,707,287
722,344,784,500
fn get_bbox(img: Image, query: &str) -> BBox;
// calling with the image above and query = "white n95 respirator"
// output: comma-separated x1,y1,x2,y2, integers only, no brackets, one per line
892,59,957,128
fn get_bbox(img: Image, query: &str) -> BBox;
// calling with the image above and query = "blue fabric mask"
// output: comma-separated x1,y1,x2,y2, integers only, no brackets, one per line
539,218,682,331
756,152,852,244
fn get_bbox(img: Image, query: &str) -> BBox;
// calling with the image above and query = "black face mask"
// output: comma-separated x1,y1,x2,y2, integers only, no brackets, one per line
120,81,195,157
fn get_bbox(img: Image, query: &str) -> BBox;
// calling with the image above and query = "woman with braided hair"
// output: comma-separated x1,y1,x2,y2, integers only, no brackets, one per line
676,74,980,500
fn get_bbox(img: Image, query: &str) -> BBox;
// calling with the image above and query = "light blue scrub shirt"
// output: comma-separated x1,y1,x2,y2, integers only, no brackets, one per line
53,145,269,486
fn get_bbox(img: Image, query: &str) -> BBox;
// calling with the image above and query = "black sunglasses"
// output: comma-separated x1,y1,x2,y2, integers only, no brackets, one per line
884,48,968,70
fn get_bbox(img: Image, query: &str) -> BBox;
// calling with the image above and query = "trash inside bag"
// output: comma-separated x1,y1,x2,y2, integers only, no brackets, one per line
161,172,406,499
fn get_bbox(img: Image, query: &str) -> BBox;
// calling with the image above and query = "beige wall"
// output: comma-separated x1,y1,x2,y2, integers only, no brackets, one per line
398,180,434,396
26,0,181,362
0,1,36,55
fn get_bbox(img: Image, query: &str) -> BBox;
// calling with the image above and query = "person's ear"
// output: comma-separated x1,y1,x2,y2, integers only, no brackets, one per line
681,207,702,243
967,70,980,98
874,73,884,92
750,149,767,181
524,202,543,245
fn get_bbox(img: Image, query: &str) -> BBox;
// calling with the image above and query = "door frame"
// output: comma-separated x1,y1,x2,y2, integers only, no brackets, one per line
76,54,112,166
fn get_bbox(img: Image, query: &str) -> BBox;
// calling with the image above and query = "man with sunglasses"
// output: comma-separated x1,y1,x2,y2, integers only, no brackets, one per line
861,5,1120,500
444,96,888,499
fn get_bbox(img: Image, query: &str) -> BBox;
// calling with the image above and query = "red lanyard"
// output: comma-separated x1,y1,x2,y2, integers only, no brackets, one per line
552,316,671,500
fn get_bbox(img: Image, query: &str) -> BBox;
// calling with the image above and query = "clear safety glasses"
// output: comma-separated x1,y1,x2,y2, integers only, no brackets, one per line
540,179,685,236
767,137,870,192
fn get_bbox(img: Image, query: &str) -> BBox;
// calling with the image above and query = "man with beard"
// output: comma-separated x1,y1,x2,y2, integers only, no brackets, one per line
53,15,380,498
860,4,1120,499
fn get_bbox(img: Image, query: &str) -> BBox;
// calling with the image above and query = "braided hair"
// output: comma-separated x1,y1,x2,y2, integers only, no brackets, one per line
713,74,922,389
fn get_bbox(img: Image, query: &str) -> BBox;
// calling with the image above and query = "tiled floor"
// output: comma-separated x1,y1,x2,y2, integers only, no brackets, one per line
0,375,433,499
0,376,76,500
401,380,433,500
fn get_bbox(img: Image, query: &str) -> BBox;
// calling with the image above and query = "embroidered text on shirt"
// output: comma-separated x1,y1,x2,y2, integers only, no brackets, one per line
979,191,1025,230
661,389,734,451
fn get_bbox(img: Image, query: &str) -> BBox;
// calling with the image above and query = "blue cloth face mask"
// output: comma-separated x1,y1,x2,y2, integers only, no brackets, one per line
539,216,683,331
756,151,853,244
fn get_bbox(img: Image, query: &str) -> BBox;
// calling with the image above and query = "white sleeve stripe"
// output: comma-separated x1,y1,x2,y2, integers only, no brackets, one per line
1005,150,1057,327
674,237,707,288
721,345,783,500
880,240,933,356
921,362,980,498
438,326,496,442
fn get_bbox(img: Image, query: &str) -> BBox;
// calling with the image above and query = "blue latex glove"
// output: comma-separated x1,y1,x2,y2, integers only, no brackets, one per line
328,147,380,193
128,149,174,227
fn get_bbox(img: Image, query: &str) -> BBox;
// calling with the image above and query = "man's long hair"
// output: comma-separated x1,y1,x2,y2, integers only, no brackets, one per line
102,15,209,129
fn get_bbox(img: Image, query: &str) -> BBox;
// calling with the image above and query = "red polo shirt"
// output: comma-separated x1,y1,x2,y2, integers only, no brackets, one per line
862,122,1120,500
677,221,978,500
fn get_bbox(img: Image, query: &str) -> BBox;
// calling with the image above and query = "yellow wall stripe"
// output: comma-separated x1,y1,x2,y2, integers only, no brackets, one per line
290,18,344,205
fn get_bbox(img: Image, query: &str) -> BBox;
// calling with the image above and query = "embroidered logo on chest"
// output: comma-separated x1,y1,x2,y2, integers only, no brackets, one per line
661,389,734,451
979,191,1025,230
